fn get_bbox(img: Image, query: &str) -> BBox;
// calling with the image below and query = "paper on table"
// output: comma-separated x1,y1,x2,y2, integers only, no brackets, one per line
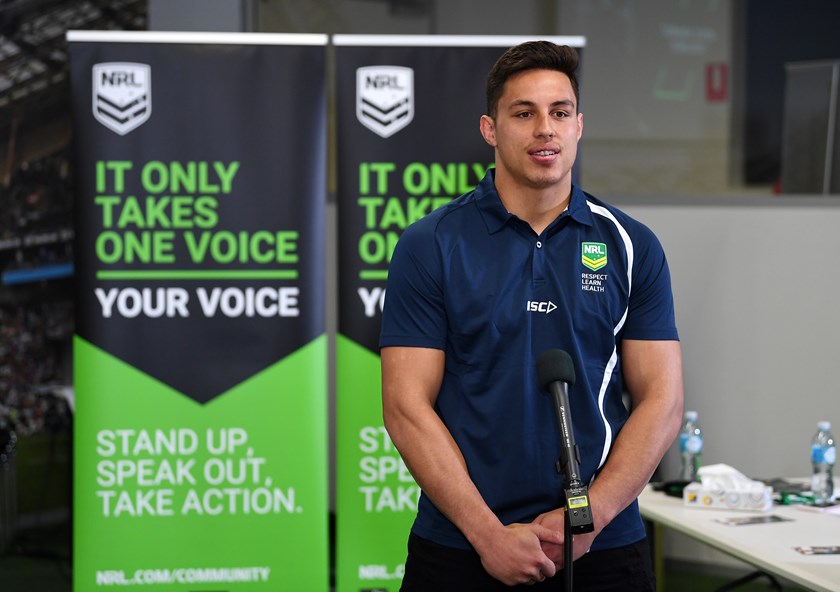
795,503,840,516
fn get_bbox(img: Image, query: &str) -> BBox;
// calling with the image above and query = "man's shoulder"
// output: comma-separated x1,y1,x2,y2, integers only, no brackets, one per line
579,190,659,241
580,190,634,223
402,190,480,238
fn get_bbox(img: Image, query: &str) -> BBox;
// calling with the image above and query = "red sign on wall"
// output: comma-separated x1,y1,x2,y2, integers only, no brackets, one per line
706,62,728,102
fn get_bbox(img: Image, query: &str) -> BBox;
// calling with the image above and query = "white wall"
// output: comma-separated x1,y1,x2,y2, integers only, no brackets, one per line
619,195,840,568
621,196,840,482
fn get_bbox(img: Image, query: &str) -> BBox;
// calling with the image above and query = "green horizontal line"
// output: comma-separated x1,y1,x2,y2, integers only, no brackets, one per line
359,270,388,280
96,270,299,280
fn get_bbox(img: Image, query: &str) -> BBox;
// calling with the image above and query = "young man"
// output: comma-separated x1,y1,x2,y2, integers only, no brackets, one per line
380,41,683,591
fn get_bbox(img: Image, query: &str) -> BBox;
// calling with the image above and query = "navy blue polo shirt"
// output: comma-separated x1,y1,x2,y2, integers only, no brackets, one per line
380,169,678,552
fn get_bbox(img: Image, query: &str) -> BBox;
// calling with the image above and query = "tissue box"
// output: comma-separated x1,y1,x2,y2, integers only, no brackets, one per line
682,482,773,512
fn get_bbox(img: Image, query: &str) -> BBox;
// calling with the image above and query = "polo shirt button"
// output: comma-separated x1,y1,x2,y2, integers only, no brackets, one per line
536,241,542,248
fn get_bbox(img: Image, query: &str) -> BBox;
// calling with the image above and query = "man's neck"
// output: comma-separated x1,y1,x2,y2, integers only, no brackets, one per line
495,175,572,235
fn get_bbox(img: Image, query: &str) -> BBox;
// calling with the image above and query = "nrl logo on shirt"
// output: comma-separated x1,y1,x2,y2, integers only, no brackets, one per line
581,242,607,271
92,62,151,135
356,66,414,138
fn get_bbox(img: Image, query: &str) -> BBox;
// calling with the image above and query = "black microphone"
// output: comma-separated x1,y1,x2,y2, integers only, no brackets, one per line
537,349,594,535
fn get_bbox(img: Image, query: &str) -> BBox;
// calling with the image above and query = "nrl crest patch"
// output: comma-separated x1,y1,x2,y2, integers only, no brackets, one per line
356,66,414,138
582,242,607,271
92,62,151,135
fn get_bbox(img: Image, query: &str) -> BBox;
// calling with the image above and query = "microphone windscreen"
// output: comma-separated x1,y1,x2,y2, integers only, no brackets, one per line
536,349,576,389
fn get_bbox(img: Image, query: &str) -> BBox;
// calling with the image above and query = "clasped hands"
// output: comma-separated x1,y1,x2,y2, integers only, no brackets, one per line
477,509,597,587
534,508,597,569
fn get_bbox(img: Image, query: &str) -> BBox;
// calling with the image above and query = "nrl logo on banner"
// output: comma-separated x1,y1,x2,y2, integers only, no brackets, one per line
92,62,151,135
356,66,414,138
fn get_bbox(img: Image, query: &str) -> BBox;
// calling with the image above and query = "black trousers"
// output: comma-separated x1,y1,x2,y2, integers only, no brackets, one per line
400,533,655,592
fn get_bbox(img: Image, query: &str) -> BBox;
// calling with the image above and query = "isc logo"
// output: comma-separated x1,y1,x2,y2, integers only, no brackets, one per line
526,300,557,314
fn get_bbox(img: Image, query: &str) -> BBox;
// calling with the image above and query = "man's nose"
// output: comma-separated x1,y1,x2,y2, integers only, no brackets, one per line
535,113,556,137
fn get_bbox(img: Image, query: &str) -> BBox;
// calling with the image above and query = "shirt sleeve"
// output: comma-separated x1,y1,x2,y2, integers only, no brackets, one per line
379,219,448,351
620,223,680,341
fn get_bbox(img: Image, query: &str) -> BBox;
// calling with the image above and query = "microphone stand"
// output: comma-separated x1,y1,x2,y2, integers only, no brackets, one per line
564,501,573,592
550,386,594,592
537,350,594,591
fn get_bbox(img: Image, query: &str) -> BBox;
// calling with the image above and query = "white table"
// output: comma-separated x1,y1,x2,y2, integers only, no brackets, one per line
638,486,840,592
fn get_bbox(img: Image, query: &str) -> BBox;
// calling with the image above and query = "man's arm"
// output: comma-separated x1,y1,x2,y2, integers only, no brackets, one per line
381,345,562,585
536,339,684,564
588,339,684,529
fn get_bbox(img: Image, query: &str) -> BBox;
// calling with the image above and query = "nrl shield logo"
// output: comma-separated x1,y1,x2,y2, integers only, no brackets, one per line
92,62,151,135
356,66,414,138
582,242,607,271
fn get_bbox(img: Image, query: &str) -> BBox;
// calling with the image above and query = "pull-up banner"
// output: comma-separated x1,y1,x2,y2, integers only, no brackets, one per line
333,35,586,592
68,31,329,592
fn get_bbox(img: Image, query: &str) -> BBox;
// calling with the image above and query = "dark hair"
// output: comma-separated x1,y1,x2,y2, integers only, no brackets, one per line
485,41,580,118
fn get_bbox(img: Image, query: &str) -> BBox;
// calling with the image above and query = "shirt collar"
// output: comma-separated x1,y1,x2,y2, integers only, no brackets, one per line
475,169,594,234
565,184,595,227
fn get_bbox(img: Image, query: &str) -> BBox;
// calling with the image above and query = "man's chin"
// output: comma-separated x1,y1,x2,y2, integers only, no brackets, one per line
526,174,565,190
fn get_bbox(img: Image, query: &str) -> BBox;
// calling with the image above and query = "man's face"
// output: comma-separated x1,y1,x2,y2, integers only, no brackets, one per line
480,69,583,191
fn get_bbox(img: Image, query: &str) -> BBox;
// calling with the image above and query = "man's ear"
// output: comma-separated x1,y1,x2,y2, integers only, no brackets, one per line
479,114,497,147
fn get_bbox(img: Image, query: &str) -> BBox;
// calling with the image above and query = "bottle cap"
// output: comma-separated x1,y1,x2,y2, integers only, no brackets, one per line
685,410,698,422
818,420,831,431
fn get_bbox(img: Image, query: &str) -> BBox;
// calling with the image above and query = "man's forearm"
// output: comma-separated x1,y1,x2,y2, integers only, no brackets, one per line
381,346,504,547
588,392,682,530
584,339,684,529
384,401,505,546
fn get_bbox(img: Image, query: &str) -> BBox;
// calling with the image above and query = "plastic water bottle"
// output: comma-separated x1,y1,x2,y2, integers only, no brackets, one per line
810,421,835,506
679,411,703,482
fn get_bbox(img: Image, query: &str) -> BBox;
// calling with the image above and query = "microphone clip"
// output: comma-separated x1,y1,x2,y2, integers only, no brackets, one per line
564,483,594,534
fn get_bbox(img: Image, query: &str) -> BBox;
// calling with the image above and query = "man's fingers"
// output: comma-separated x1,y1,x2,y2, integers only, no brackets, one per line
523,565,550,586
531,522,565,545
